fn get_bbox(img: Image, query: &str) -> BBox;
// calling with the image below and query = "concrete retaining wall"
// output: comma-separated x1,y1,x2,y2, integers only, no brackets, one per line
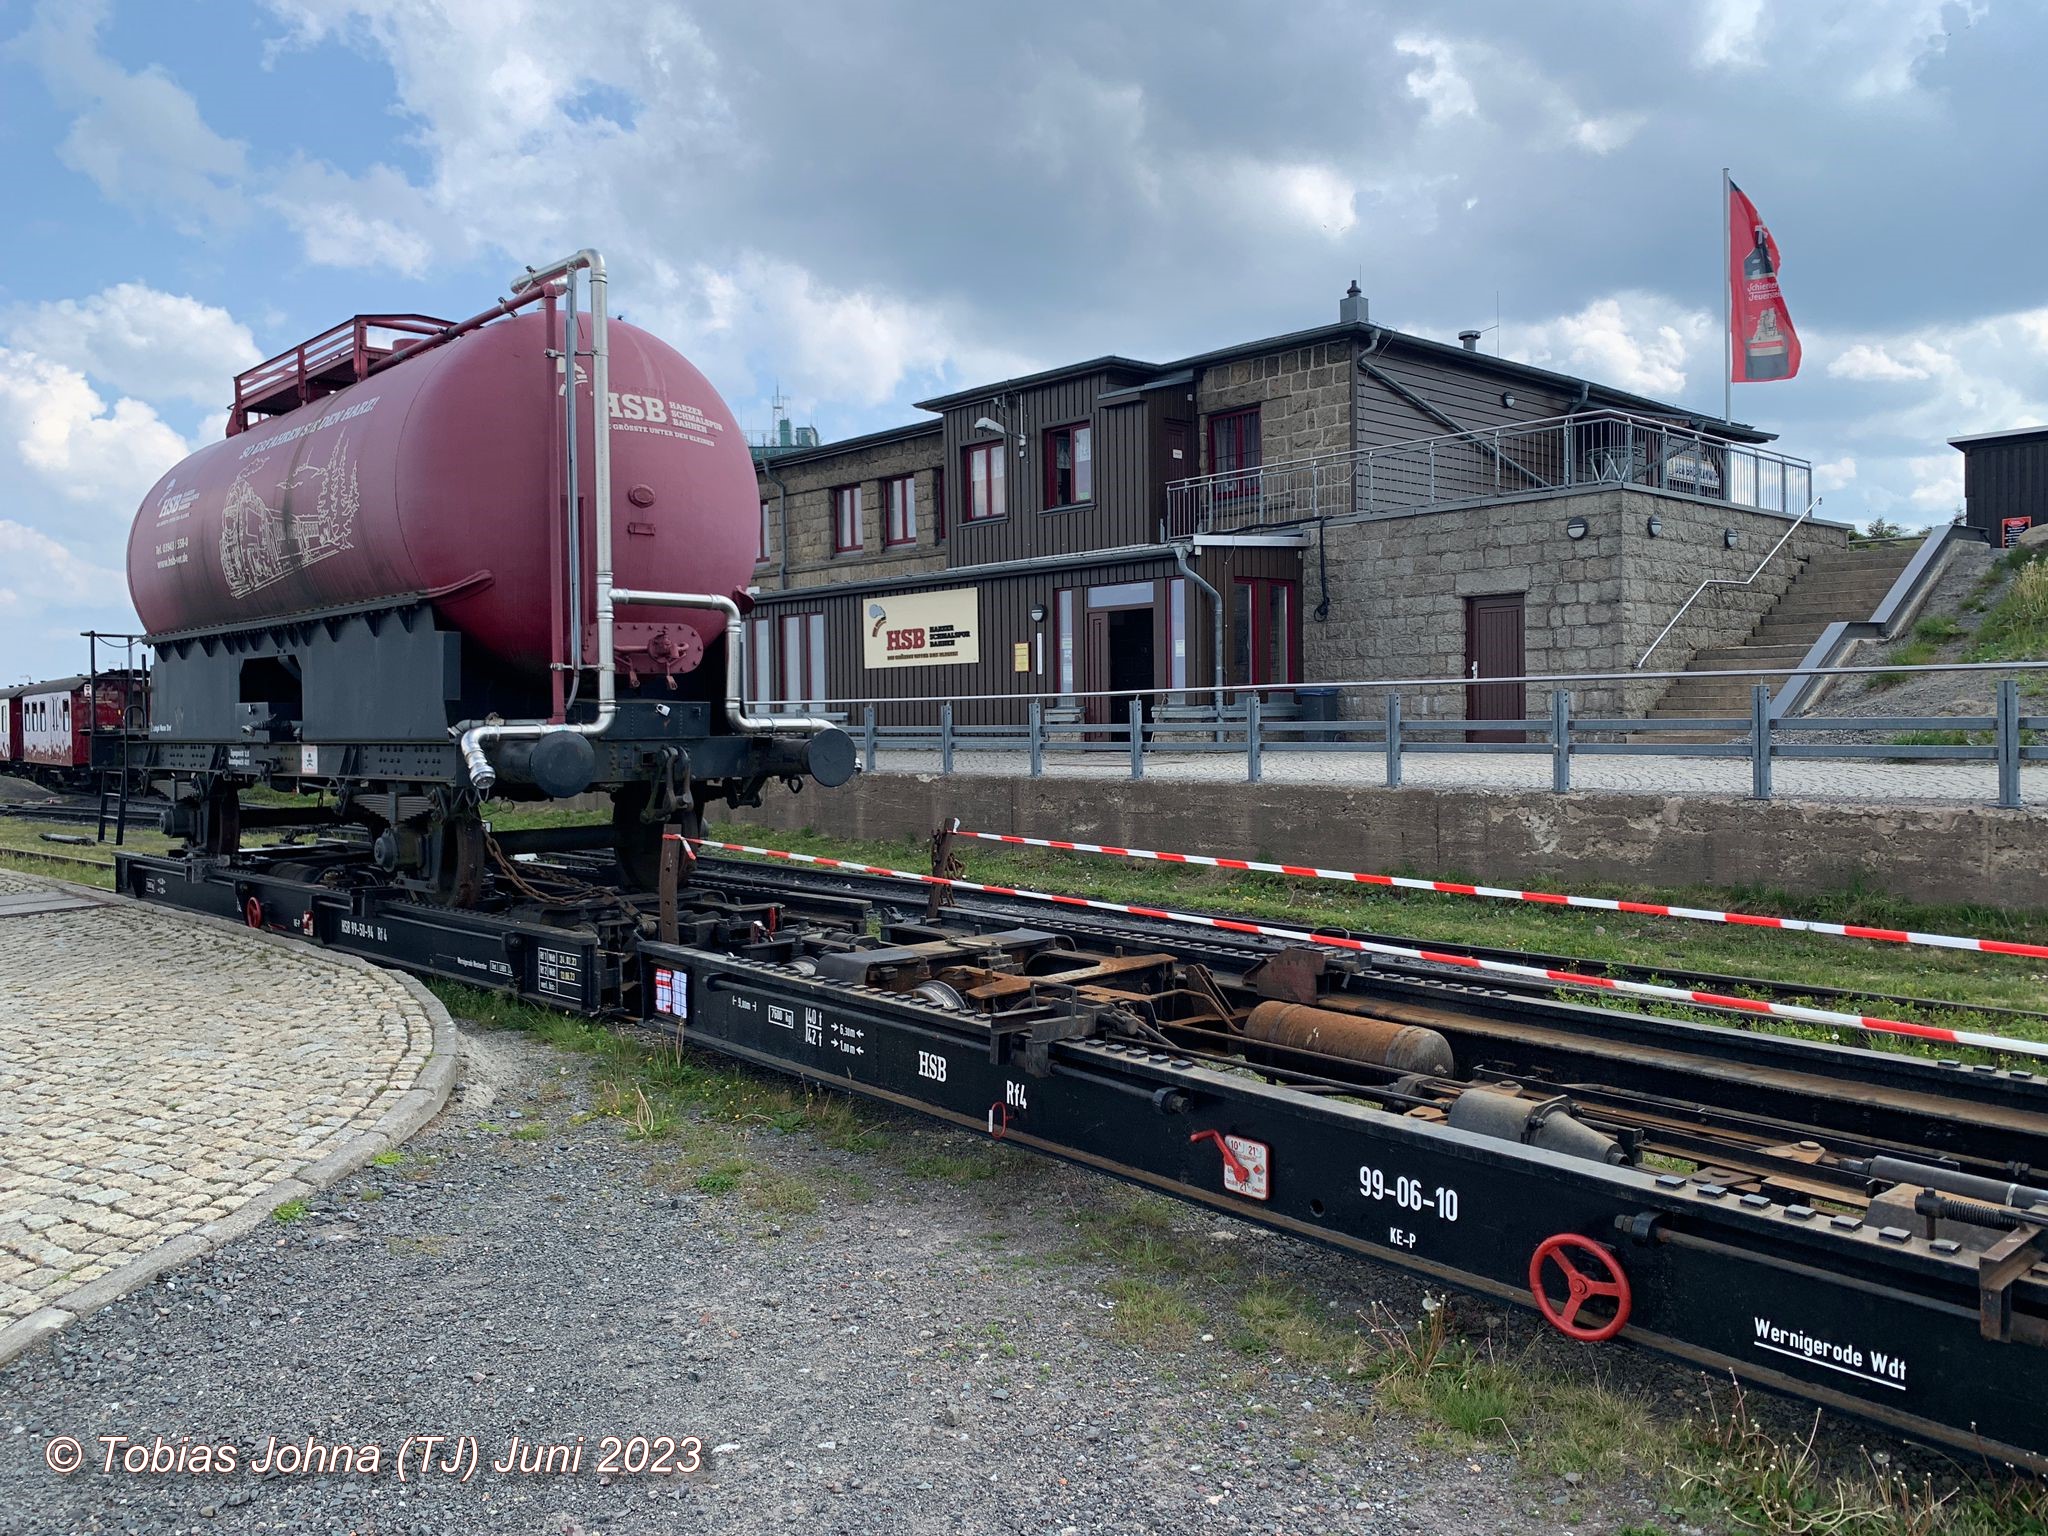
738,773,2048,911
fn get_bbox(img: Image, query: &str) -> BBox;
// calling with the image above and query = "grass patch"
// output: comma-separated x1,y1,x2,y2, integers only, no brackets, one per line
370,1150,404,1168
1966,554,2048,664
270,1199,309,1224
1676,1383,2048,1535
1102,1276,1205,1350
508,1123,550,1142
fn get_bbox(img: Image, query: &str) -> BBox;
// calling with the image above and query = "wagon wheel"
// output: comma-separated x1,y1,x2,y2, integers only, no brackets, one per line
612,783,702,890
196,784,241,857
425,813,487,907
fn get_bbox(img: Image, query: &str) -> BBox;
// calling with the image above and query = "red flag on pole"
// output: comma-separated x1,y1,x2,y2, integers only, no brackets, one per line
1727,180,1800,383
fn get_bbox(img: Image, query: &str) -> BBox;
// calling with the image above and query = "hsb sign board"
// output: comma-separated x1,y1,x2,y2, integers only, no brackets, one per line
861,587,980,669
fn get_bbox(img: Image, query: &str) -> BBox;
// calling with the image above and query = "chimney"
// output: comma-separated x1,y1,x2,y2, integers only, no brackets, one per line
1339,280,1367,326
1458,329,1481,351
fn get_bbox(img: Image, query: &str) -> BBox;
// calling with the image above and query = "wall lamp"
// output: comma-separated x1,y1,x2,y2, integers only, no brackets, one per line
1565,516,1589,541
1645,514,1662,538
1724,528,1740,549
1029,602,1048,624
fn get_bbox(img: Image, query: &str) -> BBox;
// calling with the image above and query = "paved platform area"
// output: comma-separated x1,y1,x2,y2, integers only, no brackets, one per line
0,872,452,1345
865,748,2045,805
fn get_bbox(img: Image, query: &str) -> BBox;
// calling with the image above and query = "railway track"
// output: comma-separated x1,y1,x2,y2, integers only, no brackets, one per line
107,835,2048,1467
683,851,2048,1034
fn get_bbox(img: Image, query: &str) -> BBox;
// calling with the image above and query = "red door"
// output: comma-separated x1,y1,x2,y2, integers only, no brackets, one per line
1082,610,1112,728
1464,594,1526,743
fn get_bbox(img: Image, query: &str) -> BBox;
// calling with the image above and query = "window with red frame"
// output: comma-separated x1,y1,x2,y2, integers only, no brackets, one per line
1228,576,1297,688
934,467,946,541
1208,406,1261,505
832,485,863,553
757,501,771,563
884,475,917,547
1044,422,1092,508
963,441,1006,521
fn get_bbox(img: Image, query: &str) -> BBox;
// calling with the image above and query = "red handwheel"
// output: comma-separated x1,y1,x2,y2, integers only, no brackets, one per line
243,896,264,930
1528,1233,1631,1342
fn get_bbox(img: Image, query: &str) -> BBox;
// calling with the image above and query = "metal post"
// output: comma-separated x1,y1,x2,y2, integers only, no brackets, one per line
1028,698,1043,779
1551,690,1571,794
1246,693,1262,784
1310,459,1321,521
862,704,877,774
1385,695,1403,789
1428,441,1436,505
1128,698,1144,780
1750,684,1772,801
940,701,954,775
1997,678,2022,810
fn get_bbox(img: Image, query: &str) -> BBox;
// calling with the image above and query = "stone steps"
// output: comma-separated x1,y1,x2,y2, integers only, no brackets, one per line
1636,538,1922,741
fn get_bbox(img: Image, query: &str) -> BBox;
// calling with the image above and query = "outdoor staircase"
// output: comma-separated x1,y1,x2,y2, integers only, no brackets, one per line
1645,539,1921,735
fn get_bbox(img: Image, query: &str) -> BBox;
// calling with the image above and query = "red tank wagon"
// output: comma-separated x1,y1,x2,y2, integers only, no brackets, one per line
125,250,852,899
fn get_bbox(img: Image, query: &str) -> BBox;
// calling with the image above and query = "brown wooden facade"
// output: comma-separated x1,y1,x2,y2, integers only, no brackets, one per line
749,293,1778,724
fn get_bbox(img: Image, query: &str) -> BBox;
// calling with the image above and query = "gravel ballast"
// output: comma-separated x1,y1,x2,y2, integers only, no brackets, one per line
2,1020,1686,1534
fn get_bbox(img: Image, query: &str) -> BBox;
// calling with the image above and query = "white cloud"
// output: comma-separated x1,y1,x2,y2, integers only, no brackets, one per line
1509,293,1713,399
1813,455,1858,490
14,0,248,231
1570,113,1644,155
1903,452,1964,511
1827,342,1940,382
1698,0,1767,67
0,520,123,604
1394,35,1478,124
665,255,1035,413
0,348,191,509
267,160,446,277
3,284,261,406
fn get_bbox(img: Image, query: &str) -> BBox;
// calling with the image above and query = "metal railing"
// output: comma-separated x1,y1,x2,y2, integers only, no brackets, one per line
1636,495,1823,669
759,659,2048,809
1163,409,1815,538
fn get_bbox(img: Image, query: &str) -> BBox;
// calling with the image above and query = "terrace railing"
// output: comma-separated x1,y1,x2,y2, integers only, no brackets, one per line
1163,408,1814,539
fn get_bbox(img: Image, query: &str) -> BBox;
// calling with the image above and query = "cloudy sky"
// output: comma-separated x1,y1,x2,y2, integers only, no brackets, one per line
0,0,2039,679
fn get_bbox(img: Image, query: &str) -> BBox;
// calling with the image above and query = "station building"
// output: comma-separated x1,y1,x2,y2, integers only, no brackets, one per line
747,284,1837,726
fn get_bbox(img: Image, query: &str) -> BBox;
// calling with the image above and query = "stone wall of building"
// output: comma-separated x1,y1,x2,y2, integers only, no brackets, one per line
1303,488,1849,720
754,431,946,595
1194,339,1357,474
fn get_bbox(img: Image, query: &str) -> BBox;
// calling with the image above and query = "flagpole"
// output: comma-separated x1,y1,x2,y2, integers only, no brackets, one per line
1722,166,1732,422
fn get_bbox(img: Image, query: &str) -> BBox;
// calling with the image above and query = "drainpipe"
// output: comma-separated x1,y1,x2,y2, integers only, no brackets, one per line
763,458,791,590
1171,541,1225,726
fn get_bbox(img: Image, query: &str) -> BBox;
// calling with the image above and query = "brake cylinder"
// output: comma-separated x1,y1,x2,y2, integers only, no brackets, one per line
1245,1001,1455,1076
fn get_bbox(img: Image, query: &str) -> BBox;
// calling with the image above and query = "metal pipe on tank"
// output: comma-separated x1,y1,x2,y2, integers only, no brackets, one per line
459,248,617,793
561,273,583,712
608,588,834,735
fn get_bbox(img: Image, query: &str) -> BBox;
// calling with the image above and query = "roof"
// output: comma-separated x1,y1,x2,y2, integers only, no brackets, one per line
1949,425,2048,450
815,312,1780,464
914,356,1159,412
2,676,90,697
751,418,941,472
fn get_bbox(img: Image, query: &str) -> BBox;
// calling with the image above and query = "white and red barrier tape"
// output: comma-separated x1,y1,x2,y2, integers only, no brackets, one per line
948,828,2048,963
678,836,2048,1063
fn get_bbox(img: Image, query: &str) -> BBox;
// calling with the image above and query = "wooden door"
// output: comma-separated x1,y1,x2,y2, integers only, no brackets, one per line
1082,610,1112,727
1464,594,1525,743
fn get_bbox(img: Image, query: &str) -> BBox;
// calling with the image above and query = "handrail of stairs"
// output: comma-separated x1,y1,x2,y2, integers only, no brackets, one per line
1771,522,1990,718
1635,495,1820,670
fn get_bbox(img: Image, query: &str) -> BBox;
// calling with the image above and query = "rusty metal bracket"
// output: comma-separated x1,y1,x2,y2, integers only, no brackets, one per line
927,816,963,922
657,823,693,946
1980,1224,2047,1342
